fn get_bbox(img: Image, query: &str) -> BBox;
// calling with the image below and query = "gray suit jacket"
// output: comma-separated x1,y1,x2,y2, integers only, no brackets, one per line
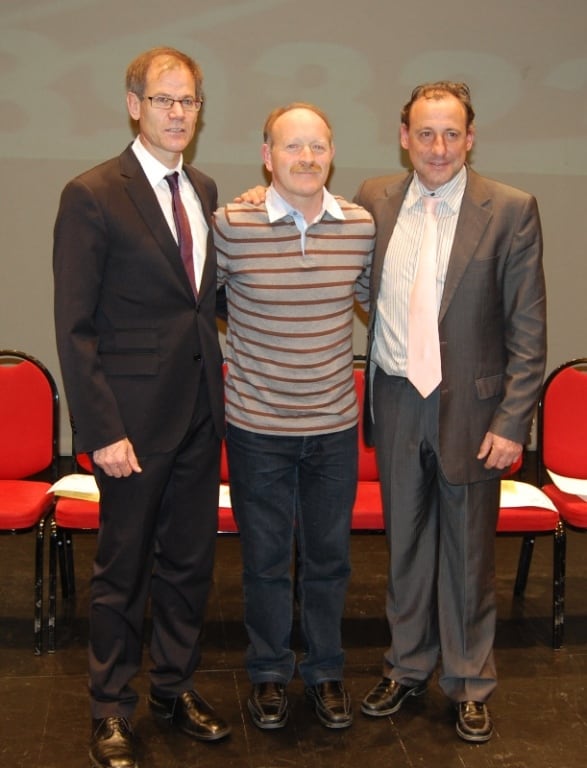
355,167,546,484
54,144,225,455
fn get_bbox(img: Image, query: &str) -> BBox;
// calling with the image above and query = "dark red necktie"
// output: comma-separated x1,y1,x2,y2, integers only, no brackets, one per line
165,172,197,297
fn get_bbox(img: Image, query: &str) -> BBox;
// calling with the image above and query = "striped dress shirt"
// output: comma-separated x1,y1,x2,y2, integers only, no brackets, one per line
372,166,467,377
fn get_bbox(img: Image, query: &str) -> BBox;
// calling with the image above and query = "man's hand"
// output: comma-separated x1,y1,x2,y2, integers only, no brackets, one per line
233,185,268,204
477,432,522,471
93,438,142,478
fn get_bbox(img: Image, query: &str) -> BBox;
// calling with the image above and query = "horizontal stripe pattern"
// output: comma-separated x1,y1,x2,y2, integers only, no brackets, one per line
215,199,374,435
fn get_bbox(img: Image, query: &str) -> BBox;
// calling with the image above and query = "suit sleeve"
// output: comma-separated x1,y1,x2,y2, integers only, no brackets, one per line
490,194,547,443
53,177,127,452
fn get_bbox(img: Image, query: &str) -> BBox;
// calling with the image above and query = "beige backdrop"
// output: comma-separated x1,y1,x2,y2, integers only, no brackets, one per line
1,0,586,451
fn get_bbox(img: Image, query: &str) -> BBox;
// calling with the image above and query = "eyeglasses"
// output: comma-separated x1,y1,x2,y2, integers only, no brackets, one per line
145,95,203,111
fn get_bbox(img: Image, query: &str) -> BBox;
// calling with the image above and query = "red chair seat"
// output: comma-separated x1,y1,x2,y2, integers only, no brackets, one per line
54,496,100,529
352,482,384,531
218,505,239,533
542,483,587,529
496,505,559,533
0,480,53,528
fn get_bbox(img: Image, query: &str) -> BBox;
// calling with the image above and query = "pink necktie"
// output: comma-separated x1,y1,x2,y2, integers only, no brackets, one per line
407,196,441,398
166,172,197,297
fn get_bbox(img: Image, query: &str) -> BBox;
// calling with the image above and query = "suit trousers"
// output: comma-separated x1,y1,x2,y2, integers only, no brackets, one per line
372,366,500,702
88,376,221,719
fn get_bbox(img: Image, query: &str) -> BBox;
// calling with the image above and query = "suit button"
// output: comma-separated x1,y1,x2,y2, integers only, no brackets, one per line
193,353,202,362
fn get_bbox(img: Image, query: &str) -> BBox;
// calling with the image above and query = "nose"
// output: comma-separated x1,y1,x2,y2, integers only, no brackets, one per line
169,101,186,117
431,134,447,153
299,144,315,160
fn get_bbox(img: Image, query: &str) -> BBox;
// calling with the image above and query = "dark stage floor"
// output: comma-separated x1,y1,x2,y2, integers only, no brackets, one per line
1,468,586,767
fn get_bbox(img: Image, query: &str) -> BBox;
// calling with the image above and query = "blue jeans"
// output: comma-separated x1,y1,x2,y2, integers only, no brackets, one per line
226,423,357,686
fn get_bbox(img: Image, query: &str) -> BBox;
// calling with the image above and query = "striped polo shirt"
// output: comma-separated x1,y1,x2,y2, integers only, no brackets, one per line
214,187,375,436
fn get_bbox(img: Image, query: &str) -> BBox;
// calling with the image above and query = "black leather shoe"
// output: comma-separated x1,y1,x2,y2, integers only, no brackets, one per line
89,717,137,768
360,677,426,717
305,681,353,729
149,689,231,741
456,701,493,742
247,682,288,729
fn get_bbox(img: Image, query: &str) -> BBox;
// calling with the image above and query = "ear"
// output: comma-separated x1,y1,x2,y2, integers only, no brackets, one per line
127,91,141,121
262,143,273,173
466,124,475,152
400,124,409,150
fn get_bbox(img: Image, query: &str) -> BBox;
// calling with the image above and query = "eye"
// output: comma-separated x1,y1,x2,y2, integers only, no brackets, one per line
153,95,173,108
310,143,328,154
181,98,195,109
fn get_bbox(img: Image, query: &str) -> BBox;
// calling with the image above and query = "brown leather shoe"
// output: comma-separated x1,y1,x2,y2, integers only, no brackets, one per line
360,677,426,716
305,681,353,729
89,717,137,768
247,682,289,729
149,689,231,741
456,701,493,742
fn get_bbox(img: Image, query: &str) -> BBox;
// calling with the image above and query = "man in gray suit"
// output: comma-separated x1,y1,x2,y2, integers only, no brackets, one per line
356,81,546,742
54,47,230,768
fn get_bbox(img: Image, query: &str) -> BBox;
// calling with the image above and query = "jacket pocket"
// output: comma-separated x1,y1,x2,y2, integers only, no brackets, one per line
99,329,159,376
475,373,504,400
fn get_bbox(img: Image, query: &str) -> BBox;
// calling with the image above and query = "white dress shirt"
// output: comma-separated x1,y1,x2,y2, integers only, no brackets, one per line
131,136,208,291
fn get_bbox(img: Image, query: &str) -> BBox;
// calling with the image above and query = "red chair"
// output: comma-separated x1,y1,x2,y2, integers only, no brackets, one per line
496,455,565,649
538,358,587,533
0,349,59,654
218,438,238,533
218,362,238,534
352,368,384,532
47,451,99,652
536,358,587,646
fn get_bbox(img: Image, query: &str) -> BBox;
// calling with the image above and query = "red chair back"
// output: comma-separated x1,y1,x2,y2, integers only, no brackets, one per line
0,353,58,480
541,361,587,479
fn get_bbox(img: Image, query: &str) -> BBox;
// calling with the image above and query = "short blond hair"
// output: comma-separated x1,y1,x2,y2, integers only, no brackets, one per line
125,46,203,100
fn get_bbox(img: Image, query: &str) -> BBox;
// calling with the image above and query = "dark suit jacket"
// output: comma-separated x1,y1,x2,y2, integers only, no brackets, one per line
54,144,224,455
355,167,546,485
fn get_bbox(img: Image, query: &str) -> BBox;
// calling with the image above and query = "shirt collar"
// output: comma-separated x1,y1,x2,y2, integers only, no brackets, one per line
265,184,344,224
131,136,183,188
407,165,468,214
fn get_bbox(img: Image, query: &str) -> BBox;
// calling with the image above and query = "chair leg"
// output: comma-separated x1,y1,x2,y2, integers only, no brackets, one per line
34,517,45,655
48,517,57,653
552,521,566,650
513,535,535,596
54,527,75,599
63,531,76,597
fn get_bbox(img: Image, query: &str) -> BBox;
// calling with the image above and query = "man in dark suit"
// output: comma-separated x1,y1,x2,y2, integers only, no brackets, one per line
355,82,546,742
54,47,230,768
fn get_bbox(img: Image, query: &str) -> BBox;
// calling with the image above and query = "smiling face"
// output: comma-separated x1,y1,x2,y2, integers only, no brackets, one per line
126,54,199,168
400,92,475,191
262,107,335,217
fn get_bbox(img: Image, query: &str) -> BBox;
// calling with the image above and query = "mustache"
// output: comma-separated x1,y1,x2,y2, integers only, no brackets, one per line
290,162,322,173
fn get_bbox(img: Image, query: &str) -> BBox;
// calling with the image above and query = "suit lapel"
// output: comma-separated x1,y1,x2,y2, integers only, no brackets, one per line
119,147,197,301
369,175,412,331
439,170,492,322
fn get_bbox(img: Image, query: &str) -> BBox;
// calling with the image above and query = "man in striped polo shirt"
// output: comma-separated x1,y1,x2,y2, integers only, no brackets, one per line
214,103,374,731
